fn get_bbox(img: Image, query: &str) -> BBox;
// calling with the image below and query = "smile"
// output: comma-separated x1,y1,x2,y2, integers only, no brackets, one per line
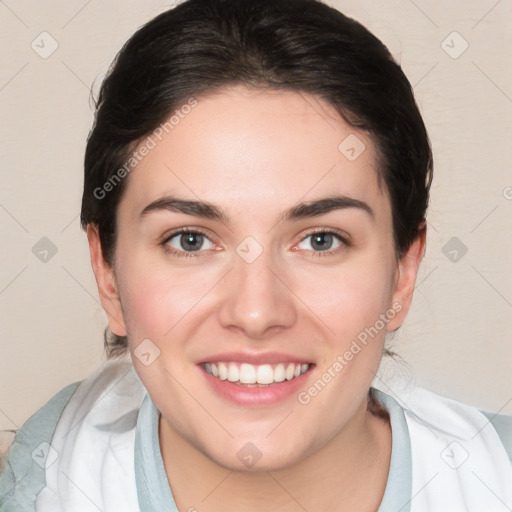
202,362,310,386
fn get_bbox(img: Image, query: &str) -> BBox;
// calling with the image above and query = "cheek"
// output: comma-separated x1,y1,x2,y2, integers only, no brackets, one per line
291,256,395,423
115,233,396,352
295,253,395,341
115,251,208,343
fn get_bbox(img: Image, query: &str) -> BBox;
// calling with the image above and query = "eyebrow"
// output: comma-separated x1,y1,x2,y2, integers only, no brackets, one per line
138,194,375,223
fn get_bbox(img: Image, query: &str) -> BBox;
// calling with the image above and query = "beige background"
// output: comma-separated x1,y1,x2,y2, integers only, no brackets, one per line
1,0,511,453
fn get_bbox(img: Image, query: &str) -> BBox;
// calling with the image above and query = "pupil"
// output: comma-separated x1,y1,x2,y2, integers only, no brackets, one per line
181,232,203,251
312,233,333,251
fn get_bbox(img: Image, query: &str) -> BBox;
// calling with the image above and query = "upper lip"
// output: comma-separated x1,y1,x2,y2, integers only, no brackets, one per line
198,352,313,365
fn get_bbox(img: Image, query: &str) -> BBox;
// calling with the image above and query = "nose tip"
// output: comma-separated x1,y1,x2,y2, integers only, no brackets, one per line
217,258,297,339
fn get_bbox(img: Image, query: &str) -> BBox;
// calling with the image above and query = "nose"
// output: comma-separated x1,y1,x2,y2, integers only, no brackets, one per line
217,248,297,339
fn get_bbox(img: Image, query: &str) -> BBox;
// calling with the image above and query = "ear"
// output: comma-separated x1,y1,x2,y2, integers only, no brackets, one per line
86,224,127,337
386,223,427,332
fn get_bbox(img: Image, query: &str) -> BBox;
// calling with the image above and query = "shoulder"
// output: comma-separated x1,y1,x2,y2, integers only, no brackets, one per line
414,387,511,459
375,384,512,462
480,409,512,463
0,381,80,511
0,360,139,512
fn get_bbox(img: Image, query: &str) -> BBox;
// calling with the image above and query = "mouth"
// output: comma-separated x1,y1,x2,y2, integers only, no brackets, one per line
201,361,311,387
197,352,315,406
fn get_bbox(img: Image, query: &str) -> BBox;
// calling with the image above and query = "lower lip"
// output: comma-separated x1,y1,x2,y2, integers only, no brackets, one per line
200,366,314,407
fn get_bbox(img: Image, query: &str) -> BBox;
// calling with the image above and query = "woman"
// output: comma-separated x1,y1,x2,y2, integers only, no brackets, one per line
1,0,510,510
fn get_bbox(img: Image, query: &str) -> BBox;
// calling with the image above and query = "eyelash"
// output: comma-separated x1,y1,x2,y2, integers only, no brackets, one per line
160,227,350,259
160,228,213,258
301,228,350,258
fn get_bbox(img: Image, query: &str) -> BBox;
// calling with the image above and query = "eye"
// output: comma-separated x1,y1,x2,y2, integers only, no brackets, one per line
163,229,215,256
296,230,348,255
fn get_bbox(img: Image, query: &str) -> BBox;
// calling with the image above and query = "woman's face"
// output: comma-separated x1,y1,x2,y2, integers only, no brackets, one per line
89,86,422,471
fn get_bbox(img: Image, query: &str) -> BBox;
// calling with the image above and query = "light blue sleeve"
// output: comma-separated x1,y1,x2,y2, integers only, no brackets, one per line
0,382,80,512
481,410,512,463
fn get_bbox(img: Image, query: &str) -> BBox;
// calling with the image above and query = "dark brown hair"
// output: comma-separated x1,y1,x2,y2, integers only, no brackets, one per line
80,0,433,357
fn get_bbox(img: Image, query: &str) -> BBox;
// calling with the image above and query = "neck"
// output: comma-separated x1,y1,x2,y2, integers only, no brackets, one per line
159,394,392,512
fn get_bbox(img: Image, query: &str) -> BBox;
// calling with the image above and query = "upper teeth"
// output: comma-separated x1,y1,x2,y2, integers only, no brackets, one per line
203,362,310,384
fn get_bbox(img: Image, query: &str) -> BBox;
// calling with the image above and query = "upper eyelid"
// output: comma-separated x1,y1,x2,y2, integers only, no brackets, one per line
163,227,349,250
301,227,349,240
163,227,212,241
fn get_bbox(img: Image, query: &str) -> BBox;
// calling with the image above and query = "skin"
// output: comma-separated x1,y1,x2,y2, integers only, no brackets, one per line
87,85,426,511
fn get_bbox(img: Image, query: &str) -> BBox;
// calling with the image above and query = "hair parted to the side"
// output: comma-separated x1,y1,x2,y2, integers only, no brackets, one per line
80,0,433,358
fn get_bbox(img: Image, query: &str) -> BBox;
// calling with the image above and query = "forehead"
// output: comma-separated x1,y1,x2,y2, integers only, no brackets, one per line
118,86,389,223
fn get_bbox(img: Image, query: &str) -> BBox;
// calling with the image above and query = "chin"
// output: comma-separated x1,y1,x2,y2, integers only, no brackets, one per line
212,449,303,473
200,434,312,473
